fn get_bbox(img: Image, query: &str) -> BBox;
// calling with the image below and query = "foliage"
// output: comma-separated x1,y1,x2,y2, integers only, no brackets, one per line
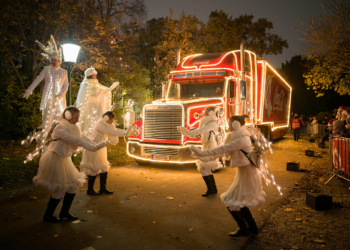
137,9,288,98
0,0,149,139
201,11,289,57
279,55,349,116
295,0,350,96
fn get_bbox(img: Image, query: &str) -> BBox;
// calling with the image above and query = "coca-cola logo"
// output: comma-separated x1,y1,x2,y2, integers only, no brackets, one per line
193,60,210,65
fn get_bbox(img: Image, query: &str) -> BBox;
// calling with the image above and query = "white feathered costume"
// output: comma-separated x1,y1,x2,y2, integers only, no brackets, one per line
178,110,221,173
80,117,135,175
190,121,266,211
74,67,119,136
33,118,109,192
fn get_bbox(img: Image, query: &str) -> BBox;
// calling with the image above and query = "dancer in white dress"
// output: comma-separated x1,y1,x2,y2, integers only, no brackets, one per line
74,67,119,137
33,107,109,222
80,111,136,195
190,116,266,237
177,106,221,197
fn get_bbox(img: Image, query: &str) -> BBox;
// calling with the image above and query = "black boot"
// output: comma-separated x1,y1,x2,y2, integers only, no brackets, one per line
43,197,61,223
202,175,216,197
99,172,113,194
227,208,250,237
209,174,218,194
87,175,100,195
240,207,259,234
59,193,78,220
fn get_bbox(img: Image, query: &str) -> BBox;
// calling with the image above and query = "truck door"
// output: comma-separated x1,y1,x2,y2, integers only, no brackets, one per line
226,79,238,121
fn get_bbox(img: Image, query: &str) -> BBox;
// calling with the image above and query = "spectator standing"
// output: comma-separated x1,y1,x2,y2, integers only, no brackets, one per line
292,114,302,141
322,116,329,125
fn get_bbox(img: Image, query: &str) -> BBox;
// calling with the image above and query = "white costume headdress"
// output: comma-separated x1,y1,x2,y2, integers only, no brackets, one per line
36,35,62,61
84,67,98,78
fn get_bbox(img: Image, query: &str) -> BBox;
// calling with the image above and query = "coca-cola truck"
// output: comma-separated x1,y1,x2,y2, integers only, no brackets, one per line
127,46,292,164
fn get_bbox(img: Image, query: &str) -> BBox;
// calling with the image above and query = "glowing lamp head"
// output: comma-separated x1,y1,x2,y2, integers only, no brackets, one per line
61,43,81,63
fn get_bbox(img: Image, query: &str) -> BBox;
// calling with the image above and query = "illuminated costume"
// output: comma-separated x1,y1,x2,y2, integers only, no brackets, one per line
33,109,109,223
80,115,135,195
74,67,119,137
22,35,68,154
177,108,221,197
190,116,265,237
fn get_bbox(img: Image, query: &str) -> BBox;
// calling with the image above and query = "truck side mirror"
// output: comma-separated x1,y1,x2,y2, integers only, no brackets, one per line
240,80,246,99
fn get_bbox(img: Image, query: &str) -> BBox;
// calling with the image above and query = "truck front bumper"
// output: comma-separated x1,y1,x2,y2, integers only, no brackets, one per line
127,141,200,163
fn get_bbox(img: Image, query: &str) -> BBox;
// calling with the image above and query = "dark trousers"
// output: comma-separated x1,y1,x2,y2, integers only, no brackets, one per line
293,129,301,141
320,131,331,144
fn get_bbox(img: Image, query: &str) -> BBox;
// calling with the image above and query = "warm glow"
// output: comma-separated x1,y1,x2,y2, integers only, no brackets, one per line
61,44,81,63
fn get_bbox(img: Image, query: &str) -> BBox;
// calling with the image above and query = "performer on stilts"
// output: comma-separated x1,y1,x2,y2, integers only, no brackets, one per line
190,116,266,236
74,67,119,137
33,107,110,222
177,106,222,197
22,35,68,154
81,111,136,195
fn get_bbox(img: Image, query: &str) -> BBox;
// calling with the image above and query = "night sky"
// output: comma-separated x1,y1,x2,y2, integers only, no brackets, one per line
144,0,324,69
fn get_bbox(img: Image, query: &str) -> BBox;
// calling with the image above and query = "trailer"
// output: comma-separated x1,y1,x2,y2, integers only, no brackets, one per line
127,48,292,164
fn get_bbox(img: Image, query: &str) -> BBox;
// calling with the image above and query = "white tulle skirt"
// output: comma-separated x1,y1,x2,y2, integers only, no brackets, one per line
221,164,266,211
196,141,221,172
33,151,86,192
80,147,110,175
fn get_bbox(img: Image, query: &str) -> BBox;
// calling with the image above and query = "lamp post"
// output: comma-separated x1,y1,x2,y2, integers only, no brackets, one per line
61,32,81,106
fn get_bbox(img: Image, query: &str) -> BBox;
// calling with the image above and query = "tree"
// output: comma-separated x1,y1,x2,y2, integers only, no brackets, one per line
279,55,349,116
295,0,350,96
152,9,204,98
201,11,289,57
0,0,149,138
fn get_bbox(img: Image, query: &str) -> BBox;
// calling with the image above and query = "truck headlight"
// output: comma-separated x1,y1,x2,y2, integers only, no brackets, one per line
130,146,136,153
133,126,140,136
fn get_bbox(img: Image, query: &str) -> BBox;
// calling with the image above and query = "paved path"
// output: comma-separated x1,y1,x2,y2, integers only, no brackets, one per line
0,133,321,250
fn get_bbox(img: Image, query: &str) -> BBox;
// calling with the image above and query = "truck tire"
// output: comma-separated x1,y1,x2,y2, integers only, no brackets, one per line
135,159,150,166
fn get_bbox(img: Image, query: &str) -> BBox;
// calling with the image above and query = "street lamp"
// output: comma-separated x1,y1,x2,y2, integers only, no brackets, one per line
61,32,81,106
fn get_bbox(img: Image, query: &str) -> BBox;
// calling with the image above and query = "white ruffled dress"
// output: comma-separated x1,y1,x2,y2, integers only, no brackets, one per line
33,118,107,192
80,118,125,175
194,129,266,211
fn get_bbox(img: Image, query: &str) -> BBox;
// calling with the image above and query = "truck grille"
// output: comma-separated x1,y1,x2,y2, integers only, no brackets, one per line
144,105,182,141
144,147,179,156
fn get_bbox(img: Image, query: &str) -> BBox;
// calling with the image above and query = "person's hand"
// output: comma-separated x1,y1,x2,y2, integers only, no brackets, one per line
56,92,65,98
104,140,110,146
177,126,191,136
22,90,31,99
109,81,119,91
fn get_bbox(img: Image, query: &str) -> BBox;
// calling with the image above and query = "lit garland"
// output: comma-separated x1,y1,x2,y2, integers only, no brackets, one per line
74,80,116,157
22,69,64,163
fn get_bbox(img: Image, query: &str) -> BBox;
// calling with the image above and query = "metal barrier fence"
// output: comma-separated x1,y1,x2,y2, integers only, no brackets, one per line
307,124,327,137
324,137,350,185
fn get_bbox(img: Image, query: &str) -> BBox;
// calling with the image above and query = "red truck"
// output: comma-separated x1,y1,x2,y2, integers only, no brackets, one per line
127,47,292,164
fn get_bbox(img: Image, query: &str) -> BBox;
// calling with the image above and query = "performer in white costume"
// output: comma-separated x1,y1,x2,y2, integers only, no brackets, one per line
81,111,136,195
33,107,109,223
74,67,119,137
177,106,221,197
190,116,266,237
22,35,68,154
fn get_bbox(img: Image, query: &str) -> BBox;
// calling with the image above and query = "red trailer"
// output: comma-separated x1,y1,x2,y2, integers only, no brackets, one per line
128,49,292,164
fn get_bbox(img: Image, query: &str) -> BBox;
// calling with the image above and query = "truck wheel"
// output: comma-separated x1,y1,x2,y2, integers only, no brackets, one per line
135,159,150,165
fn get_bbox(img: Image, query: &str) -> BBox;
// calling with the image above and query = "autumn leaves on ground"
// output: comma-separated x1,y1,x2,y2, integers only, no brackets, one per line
244,133,350,250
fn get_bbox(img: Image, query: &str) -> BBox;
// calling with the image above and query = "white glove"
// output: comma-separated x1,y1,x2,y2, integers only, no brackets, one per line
109,81,119,91
103,140,110,146
56,92,65,98
177,126,192,137
190,145,203,155
125,124,137,136
22,90,32,99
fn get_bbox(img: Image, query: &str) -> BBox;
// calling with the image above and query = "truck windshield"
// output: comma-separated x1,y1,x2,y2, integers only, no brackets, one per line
167,78,225,99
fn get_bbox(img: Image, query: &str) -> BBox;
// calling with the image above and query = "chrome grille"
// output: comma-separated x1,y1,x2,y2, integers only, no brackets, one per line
144,147,179,156
144,105,182,140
